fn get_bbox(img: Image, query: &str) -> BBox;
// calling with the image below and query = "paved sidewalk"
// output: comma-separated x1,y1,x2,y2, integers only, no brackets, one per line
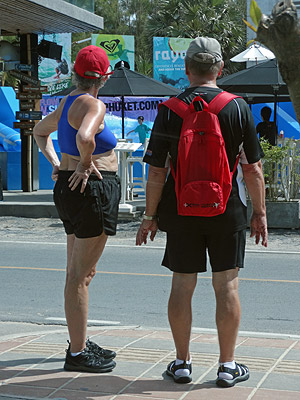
0,191,145,219
0,322,300,400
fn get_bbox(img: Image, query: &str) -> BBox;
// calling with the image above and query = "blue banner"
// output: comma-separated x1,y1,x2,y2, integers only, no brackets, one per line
153,37,192,90
41,95,167,142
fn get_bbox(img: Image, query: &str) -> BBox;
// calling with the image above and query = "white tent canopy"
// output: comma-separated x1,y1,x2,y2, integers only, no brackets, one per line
231,43,275,63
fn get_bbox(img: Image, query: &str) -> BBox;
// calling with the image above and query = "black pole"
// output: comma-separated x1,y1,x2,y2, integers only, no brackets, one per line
20,33,39,191
122,95,125,139
274,91,278,145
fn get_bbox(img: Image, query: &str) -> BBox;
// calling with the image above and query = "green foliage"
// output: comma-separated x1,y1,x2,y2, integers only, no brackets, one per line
0,36,19,87
242,18,257,33
71,33,92,63
81,0,247,76
135,54,153,76
260,139,300,201
212,0,224,6
146,0,247,74
249,0,262,27
242,0,261,33
94,0,155,75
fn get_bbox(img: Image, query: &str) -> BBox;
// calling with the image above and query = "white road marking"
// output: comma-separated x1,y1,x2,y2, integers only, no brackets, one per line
0,240,300,254
192,326,300,340
45,317,120,325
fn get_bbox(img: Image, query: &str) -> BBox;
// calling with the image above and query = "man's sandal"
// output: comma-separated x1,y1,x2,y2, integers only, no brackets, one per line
216,363,249,387
166,360,192,383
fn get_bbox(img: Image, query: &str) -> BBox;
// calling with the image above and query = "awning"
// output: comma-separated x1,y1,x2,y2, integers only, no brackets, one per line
0,0,103,35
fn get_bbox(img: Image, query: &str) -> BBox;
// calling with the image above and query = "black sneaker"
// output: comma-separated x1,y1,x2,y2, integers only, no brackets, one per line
216,362,249,387
166,360,192,383
86,339,116,359
64,346,116,373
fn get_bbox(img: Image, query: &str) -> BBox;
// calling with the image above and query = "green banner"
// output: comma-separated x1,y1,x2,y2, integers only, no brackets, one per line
91,34,135,70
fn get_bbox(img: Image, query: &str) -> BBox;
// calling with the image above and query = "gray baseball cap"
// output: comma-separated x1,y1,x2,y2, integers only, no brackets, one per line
186,37,222,63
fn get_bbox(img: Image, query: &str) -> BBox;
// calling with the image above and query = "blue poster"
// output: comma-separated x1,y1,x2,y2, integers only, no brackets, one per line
153,37,192,90
99,96,166,141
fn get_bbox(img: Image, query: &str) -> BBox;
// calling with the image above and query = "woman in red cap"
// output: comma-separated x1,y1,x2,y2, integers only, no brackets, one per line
34,45,120,373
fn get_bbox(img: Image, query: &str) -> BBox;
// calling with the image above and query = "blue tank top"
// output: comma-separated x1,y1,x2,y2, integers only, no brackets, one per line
57,94,117,156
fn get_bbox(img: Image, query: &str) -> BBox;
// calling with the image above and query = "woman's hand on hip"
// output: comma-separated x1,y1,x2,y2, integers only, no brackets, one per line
68,161,102,193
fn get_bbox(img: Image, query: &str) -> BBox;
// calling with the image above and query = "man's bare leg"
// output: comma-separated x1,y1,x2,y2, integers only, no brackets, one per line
168,272,198,360
65,233,107,353
212,268,240,362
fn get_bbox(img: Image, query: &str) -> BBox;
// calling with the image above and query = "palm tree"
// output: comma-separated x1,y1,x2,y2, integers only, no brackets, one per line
147,0,247,74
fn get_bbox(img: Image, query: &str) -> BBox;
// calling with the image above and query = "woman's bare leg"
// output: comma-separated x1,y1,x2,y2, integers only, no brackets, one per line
65,232,108,353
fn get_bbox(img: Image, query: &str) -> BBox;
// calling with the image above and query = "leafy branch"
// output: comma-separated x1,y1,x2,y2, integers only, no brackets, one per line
243,0,262,44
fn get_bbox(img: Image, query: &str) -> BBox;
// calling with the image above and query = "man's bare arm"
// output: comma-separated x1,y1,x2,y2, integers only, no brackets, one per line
136,165,168,245
242,160,268,247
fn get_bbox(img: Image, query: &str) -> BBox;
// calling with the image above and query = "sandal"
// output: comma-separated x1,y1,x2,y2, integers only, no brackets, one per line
216,362,249,387
166,360,192,383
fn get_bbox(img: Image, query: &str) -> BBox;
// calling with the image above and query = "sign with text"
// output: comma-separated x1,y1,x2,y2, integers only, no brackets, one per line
19,101,35,111
17,92,43,100
23,85,48,92
16,111,42,120
15,64,34,72
13,121,35,129
22,129,34,136
153,36,191,90
9,70,40,86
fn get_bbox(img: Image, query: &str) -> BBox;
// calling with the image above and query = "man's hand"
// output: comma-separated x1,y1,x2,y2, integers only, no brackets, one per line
250,212,268,247
68,161,102,193
136,219,158,245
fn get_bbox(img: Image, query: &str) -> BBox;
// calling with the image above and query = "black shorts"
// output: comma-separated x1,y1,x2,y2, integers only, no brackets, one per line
162,229,246,273
53,170,121,238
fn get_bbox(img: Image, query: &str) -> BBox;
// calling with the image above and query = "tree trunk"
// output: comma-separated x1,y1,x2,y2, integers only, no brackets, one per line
257,0,300,123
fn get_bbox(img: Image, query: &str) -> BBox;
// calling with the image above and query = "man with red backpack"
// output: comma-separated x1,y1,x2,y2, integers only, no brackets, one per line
136,37,267,387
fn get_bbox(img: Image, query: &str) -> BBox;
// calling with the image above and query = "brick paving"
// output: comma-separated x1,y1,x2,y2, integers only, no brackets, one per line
0,324,299,400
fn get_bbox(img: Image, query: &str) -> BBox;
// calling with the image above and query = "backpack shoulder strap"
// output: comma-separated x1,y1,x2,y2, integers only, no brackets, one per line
208,91,240,115
158,97,189,119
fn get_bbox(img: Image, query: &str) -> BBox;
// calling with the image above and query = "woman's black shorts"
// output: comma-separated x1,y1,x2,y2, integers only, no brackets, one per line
53,170,121,238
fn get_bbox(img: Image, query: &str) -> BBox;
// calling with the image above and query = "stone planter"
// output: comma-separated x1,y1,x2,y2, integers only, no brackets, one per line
247,200,300,229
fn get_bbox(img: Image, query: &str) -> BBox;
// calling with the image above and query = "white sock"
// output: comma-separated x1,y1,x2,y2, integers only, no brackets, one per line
70,351,82,357
174,358,191,377
219,361,241,380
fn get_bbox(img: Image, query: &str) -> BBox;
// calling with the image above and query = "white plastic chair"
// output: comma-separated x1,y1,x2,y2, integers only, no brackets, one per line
126,138,149,200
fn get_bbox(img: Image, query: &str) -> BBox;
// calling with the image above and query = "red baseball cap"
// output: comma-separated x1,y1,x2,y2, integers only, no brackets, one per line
74,45,112,79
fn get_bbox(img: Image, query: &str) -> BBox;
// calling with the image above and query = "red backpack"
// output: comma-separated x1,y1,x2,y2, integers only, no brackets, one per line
160,91,240,217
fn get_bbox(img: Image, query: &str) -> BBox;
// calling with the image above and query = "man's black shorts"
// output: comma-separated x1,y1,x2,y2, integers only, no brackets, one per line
53,170,121,238
162,229,246,273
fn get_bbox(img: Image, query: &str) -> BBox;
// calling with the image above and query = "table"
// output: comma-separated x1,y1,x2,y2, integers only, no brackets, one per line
114,141,142,211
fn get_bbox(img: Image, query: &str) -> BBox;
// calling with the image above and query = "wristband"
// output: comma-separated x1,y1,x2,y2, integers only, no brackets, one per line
142,214,156,221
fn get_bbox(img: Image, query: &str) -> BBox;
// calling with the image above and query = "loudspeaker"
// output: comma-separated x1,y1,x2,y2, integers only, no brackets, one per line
37,39,62,60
